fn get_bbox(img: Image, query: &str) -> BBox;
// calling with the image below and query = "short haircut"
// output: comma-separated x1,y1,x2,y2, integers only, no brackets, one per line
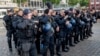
44,9,49,14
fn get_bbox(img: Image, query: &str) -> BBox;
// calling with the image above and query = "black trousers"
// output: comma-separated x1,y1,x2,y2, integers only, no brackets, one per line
56,30,66,53
74,27,80,42
18,39,37,56
6,30,14,49
42,35,54,56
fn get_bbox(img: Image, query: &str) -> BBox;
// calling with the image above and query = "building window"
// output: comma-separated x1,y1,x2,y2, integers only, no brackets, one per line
91,0,94,2
34,1,36,7
96,0,99,2
37,2,39,6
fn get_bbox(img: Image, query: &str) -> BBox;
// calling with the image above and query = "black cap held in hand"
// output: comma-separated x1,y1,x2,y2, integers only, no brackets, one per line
46,2,52,9
7,9,14,13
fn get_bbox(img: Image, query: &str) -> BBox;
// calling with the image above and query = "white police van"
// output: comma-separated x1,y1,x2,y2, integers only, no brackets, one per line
0,9,7,19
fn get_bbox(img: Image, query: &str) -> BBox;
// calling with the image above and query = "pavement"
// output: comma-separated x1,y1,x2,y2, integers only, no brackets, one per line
0,19,100,56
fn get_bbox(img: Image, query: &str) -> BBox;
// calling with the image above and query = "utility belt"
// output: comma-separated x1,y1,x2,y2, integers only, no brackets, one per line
19,38,35,43
60,28,65,31
19,38,34,52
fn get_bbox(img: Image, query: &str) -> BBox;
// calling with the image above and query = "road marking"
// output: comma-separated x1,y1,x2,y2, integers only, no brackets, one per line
0,27,5,29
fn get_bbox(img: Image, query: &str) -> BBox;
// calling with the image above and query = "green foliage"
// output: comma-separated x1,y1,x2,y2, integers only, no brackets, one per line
80,0,89,6
43,0,60,4
68,0,89,6
68,0,79,6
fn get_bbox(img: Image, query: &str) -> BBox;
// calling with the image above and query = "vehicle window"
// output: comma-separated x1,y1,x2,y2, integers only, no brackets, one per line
0,12,2,15
2,12,6,15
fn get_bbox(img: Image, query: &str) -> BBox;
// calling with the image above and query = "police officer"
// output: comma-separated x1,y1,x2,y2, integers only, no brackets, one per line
12,9,23,55
31,9,40,54
76,10,85,41
40,9,55,56
64,10,73,50
68,8,76,46
55,9,69,56
3,9,14,51
90,9,96,35
80,10,87,40
81,9,89,39
16,9,37,56
85,12,92,38
12,8,22,48
51,10,59,45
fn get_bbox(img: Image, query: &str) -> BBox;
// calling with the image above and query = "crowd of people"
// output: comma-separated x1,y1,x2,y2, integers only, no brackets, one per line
3,6,100,56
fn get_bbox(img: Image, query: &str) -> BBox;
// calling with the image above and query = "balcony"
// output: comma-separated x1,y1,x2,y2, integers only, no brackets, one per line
0,3,18,9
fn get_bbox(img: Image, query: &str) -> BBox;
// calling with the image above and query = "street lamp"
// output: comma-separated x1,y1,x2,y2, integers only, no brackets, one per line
19,0,21,7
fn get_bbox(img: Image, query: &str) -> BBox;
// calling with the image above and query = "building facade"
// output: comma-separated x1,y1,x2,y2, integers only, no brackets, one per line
0,0,17,8
89,0,100,10
29,0,43,8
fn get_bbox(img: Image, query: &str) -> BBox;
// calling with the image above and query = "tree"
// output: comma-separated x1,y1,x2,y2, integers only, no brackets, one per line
68,0,79,6
80,0,89,6
43,0,60,5
68,0,89,6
